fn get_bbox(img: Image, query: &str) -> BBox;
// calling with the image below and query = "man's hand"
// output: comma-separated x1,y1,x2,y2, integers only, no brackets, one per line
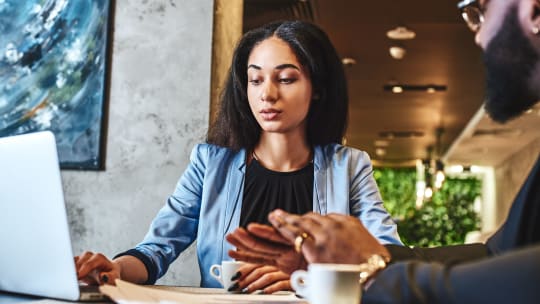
226,210,391,275
267,209,391,265
226,225,307,274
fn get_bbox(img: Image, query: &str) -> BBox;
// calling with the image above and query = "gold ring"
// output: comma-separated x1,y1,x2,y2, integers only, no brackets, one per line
294,232,309,253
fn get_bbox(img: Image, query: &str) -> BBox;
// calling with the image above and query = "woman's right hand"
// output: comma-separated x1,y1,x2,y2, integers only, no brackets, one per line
75,251,121,285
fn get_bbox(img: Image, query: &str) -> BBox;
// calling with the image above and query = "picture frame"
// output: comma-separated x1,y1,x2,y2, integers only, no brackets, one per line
0,0,114,170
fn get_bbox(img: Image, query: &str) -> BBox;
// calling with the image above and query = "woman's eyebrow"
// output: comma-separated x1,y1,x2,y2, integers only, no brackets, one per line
275,63,300,71
247,63,300,71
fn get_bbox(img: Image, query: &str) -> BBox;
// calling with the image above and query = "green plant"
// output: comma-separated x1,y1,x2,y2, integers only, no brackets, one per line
374,168,481,247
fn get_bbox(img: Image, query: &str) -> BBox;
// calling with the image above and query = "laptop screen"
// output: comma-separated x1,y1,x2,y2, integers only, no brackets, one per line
0,132,81,300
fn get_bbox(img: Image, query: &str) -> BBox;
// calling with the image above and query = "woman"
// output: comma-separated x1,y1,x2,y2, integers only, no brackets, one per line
75,20,401,293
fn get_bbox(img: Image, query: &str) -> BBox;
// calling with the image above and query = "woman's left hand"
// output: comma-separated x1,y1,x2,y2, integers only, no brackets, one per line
231,263,291,294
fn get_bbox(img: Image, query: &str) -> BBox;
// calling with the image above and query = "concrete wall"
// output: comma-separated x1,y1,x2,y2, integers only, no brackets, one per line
494,137,540,227
62,0,214,286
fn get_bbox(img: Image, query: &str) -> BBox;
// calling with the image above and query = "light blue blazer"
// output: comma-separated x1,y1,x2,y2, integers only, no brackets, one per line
133,143,402,287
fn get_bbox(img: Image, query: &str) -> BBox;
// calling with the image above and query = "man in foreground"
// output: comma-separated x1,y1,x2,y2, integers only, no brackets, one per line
226,0,540,302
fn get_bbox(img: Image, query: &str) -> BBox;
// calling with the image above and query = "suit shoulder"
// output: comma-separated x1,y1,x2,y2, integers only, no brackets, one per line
191,143,235,156
319,143,371,162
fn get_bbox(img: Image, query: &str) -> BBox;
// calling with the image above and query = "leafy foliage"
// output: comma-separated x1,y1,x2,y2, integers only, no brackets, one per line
374,168,481,247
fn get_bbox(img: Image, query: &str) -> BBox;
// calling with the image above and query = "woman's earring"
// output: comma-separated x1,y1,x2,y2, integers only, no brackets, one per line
533,25,540,35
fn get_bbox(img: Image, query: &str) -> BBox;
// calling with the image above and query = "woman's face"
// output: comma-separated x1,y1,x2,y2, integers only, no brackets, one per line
246,36,313,136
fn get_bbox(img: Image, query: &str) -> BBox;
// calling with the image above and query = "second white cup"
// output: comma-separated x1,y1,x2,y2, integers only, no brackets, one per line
209,260,245,291
291,263,363,304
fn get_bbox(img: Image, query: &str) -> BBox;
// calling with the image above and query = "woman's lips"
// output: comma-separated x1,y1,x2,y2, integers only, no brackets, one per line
260,109,281,121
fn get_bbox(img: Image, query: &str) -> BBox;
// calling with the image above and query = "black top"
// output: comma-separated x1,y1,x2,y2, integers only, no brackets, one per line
116,156,315,285
240,158,314,227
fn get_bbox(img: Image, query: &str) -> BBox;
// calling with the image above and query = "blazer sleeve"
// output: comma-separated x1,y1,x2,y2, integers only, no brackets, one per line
385,243,488,265
126,144,207,283
348,149,402,245
363,245,540,304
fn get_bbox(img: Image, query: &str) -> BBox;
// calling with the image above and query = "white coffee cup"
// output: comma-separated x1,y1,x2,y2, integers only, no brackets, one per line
209,260,245,291
291,263,363,304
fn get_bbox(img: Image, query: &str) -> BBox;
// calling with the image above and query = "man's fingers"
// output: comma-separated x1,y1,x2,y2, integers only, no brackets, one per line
226,228,289,254
325,213,362,226
297,212,340,238
297,212,330,228
226,230,250,251
226,228,261,251
246,223,290,245
269,210,326,247
228,250,277,266
269,211,347,263
268,211,305,242
325,212,352,221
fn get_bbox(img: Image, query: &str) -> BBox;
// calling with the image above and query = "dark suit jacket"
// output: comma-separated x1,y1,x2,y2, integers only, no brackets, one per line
363,155,540,303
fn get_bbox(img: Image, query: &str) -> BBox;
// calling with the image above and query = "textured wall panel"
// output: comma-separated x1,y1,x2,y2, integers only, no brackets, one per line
62,0,214,286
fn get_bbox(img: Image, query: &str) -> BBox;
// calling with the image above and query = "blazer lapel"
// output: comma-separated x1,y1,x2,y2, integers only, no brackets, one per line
313,146,327,214
223,149,246,235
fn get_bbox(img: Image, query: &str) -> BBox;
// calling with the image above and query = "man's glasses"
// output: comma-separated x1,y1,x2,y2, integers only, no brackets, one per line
458,0,484,32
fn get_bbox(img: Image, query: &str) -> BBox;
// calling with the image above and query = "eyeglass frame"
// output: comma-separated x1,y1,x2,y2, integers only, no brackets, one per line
457,0,485,33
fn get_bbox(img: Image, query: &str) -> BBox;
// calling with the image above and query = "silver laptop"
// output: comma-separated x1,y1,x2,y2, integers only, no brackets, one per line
0,131,106,301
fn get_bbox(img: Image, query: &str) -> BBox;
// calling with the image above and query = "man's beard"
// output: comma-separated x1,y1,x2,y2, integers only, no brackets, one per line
483,6,539,123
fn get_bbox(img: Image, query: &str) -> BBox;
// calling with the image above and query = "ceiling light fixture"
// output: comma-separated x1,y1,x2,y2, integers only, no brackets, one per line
374,140,390,147
341,57,357,67
379,131,424,139
383,84,447,93
389,45,406,60
375,148,386,157
386,26,416,40
392,85,403,93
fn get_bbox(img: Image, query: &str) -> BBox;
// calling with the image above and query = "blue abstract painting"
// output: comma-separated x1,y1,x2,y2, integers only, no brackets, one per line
0,0,113,169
